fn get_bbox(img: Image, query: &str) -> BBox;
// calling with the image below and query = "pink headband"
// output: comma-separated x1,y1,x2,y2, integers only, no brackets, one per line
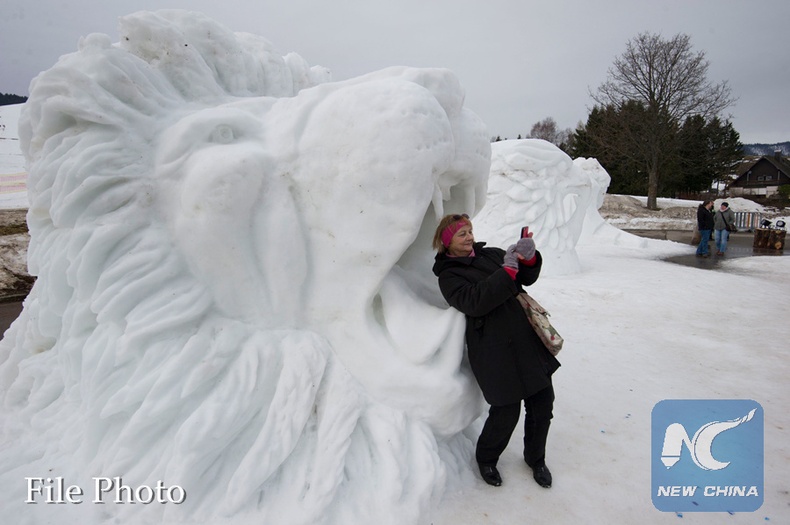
441,220,469,247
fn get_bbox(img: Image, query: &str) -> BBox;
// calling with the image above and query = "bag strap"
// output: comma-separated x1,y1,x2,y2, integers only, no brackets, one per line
720,211,731,229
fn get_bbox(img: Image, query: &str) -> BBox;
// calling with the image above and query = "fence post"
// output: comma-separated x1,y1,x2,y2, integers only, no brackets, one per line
734,211,761,232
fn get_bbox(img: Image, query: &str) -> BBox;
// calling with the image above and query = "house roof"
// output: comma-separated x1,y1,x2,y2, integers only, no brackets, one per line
731,154,790,185
767,155,790,174
733,157,759,177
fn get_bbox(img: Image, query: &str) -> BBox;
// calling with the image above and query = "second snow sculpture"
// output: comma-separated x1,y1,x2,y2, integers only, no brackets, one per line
0,10,490,525
474,139,615,276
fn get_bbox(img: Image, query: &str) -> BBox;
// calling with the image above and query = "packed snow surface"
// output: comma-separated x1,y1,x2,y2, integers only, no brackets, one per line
0,10,788,525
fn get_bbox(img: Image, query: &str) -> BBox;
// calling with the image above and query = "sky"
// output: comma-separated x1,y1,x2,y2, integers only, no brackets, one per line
1,1,789,143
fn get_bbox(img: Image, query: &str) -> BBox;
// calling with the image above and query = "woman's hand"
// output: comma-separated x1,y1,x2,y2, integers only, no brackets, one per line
515,237,536,261
503,245,522,269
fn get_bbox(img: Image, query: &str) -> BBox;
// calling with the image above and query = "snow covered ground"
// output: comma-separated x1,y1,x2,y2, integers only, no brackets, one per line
0,103,27,210
0,11,788,524
0,106,30,295
433,239,790,524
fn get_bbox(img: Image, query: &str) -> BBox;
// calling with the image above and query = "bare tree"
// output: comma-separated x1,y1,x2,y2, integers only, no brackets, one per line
591,32,735,209
529,117,560,143
529,117,572,149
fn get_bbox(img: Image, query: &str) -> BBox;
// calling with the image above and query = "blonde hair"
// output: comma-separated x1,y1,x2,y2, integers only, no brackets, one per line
432,214,472,253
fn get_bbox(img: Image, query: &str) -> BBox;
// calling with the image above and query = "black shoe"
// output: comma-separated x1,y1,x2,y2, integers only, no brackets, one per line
531,462,552,488
478,464,502,486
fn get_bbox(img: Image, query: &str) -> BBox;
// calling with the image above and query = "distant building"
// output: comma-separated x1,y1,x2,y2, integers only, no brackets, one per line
727,151,790,198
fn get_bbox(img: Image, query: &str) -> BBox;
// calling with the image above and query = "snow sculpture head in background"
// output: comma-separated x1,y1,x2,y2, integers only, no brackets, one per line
0,10,490,525
473,139,611,276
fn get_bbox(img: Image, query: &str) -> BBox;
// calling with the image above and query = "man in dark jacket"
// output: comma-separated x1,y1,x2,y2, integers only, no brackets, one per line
432,214,560,489
696,200,715,257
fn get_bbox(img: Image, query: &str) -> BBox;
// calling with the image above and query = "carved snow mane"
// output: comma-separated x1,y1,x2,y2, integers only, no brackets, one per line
0,10,491,525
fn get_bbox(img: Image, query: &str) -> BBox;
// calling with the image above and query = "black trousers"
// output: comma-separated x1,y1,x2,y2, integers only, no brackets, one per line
475,384,555,467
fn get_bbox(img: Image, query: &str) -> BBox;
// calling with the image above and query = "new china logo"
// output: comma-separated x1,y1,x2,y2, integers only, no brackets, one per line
651,400,763,513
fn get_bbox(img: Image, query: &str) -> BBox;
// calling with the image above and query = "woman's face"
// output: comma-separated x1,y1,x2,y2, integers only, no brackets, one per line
447,222,474,257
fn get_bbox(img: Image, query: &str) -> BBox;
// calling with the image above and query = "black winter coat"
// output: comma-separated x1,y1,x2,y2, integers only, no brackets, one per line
433,242,560,405
697,204,714,230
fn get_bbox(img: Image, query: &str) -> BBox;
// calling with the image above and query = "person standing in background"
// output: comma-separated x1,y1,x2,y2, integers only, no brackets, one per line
714,202,737,256
696,200,715,257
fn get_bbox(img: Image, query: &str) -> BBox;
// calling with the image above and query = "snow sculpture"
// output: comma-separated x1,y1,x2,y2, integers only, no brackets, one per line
474,139,636,276
574,155,651,249
0,10,491,525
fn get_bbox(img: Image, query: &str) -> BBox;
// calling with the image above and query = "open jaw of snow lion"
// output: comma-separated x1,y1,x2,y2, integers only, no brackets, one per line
0,10,491,525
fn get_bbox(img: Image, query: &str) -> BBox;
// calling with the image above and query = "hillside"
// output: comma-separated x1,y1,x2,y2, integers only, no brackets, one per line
742,141,790,156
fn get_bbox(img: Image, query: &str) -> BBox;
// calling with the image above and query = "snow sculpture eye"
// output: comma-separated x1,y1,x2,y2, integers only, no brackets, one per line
210,124,235,144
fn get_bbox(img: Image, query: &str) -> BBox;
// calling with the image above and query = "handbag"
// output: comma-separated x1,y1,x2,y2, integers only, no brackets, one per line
516,292,563,356
721,213,737,233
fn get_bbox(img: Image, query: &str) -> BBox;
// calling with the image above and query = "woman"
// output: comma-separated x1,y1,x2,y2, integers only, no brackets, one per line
432,214,560,488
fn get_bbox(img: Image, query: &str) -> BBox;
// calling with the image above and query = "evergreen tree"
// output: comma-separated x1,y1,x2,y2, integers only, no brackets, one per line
573,105,742,198
571,102,673,196
677,116,741,194
0,93,27,106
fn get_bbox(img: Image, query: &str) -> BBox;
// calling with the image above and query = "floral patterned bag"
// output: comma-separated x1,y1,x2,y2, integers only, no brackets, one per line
517,292,564,356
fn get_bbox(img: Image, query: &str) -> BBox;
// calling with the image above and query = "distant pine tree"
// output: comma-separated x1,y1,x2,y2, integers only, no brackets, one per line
0,93,28,106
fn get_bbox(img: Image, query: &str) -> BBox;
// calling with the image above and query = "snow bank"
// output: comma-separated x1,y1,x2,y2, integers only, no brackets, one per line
629,195,768,213
0,104,28,209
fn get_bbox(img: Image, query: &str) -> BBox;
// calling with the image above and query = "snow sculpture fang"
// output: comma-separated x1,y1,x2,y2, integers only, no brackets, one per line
0,10,491,525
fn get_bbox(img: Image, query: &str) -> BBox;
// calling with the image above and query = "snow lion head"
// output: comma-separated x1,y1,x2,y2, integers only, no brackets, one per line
0,10,491,525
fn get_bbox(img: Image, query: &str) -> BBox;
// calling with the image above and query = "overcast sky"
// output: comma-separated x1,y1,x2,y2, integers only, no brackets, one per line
1,0,788,144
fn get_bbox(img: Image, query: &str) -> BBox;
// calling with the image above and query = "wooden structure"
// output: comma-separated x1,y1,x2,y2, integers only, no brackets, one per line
753,228,786,251
729,153,790,199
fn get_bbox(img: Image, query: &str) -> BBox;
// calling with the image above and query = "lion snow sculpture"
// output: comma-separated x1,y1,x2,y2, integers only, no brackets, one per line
0,10,491,525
